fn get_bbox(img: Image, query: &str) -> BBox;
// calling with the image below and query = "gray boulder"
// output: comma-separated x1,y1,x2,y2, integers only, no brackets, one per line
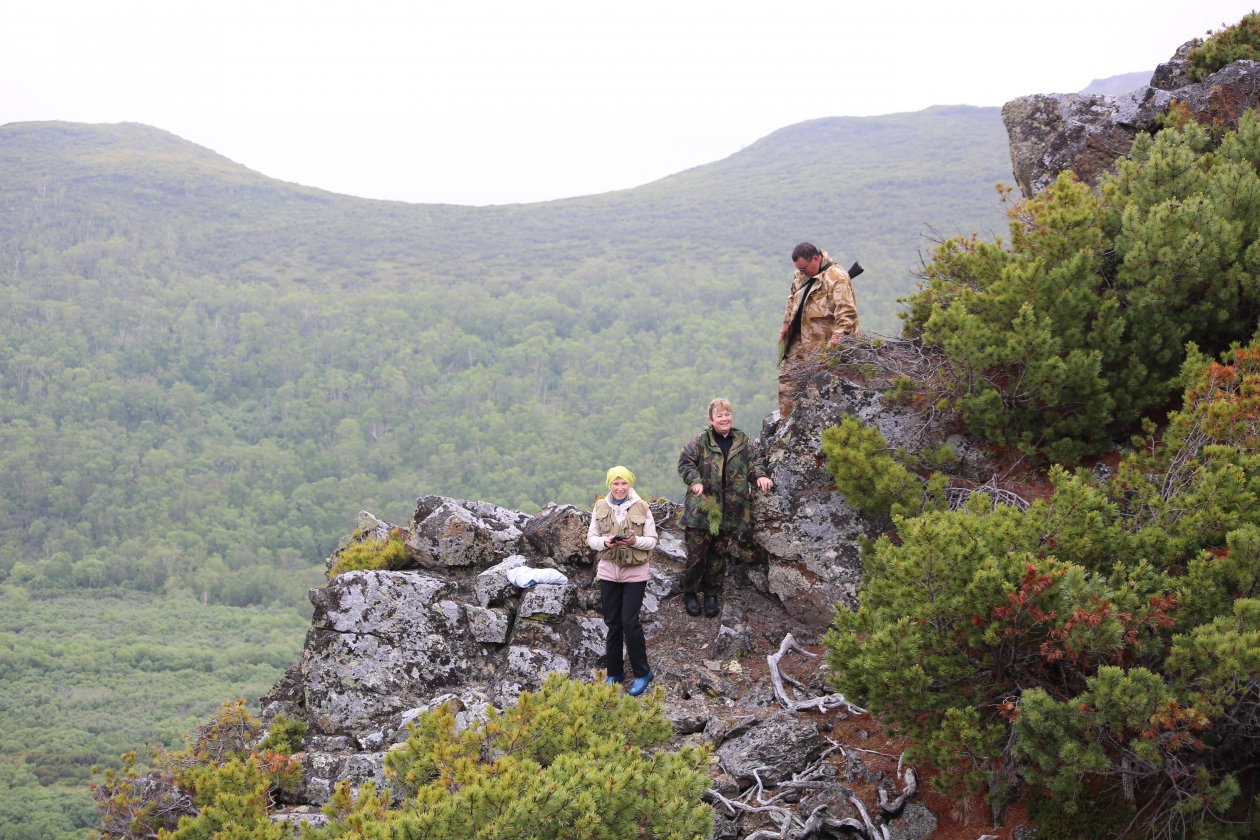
299,751,388,806
521,503,595,567
806,779,860,822
1002,91,1148,197
1003,46,1260,197
1151,39,1196,90
465,605,512,643
712,603,755,659
507,614,605,679
476,554,528,607
642,563,682,616
717,710,825,786
406,495,528,568
496,645,572,704
886,804,938,840
298,571,493,735
517,583,576,620
653,531,687,567
754,370,986,625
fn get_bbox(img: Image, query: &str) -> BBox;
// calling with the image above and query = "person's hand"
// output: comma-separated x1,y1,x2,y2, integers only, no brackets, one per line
757,476,774,492
690,483,704,496
605,536,622,548
828,332,853,347
779,323,789,341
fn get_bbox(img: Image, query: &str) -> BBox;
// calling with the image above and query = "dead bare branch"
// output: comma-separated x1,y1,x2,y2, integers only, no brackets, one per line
768,634,867,715
849,794,878,839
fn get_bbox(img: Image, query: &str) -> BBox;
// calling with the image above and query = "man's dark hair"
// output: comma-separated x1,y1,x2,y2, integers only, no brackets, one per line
791,242,820,262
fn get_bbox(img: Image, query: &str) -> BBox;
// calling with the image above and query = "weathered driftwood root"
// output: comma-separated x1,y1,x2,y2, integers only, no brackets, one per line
767,633,867,715
823,815,868,834
878,767,917,815
707,743,855,839
709,716,910,840
850,794,878,838
787,804,829,840
707,790,798,839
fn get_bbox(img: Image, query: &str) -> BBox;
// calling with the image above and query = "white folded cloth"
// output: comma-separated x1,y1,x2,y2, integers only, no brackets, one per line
505,566,568,587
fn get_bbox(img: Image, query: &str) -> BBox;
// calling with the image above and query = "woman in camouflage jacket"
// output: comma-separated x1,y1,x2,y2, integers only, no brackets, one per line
676,398,772,617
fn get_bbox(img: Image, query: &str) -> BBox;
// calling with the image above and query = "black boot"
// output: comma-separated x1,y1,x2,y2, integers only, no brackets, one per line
704,594,719,617
684,592,701,617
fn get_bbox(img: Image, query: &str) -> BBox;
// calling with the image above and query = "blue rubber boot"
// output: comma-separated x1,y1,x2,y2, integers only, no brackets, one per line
605,674,624,685
627,670,654,697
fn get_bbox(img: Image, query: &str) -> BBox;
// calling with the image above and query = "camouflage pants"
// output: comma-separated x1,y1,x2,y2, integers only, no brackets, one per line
683,527,737,594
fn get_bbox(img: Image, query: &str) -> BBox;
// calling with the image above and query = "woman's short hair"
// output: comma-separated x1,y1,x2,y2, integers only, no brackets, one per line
708,398,732,418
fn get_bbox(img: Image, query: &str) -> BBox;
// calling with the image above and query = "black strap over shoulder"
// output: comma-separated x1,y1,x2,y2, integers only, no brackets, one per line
780,260,833,362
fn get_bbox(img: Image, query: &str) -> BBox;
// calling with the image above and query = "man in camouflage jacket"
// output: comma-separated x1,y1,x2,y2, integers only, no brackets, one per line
677,398,772,617
778,242,861,418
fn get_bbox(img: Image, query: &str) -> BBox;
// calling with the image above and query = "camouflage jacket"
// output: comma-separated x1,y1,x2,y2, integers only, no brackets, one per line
781,250,860,355
677,426,767,534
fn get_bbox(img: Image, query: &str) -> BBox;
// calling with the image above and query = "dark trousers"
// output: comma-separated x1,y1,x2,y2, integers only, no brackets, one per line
683,526,732,594
600,580,650,679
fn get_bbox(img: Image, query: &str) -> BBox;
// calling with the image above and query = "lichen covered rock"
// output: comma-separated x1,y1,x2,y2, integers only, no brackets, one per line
298,571,493,734
406,495,528,567
753,369,988,625
1003,46,1260,196
717,710,825,786
521,503,594,568
260,366,956,837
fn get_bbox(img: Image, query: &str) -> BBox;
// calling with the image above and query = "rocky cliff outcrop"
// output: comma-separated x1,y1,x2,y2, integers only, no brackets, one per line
1003,41,1260,195
261,369,983,836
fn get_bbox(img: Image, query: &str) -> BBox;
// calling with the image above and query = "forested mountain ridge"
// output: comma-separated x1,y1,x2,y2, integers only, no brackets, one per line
1,106,1010,292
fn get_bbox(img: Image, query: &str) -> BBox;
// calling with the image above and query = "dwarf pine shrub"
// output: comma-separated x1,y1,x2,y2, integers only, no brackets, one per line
1188,13,1260,80
820,416,947,518
361,674,710,840
94,700,302,840
96,678,712,840
824,345,1260,838
902,111,1260,463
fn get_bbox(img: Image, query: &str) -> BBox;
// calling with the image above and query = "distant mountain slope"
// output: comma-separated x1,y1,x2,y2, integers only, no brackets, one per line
0,106,1012,331
1079,71,1152,95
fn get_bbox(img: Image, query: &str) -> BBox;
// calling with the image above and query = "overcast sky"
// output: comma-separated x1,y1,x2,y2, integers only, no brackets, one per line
1,1,1254,205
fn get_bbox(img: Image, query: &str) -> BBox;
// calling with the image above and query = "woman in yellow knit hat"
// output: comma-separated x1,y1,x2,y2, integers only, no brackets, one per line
586,465,658,696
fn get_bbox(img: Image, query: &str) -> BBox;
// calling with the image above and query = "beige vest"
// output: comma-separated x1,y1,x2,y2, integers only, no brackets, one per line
592,497,653,566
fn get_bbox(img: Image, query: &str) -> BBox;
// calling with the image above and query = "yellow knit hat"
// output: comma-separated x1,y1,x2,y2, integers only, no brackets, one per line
605,465,635,488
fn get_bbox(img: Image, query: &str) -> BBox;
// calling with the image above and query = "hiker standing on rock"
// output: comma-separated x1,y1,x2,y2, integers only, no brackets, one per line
778,242,861,418
677,399,772,618
587,466,658,696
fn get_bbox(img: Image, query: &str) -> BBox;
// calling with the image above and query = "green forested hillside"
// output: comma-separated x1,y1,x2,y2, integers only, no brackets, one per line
0,586,308,840
0,105,1012,834
0,105,1012,595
